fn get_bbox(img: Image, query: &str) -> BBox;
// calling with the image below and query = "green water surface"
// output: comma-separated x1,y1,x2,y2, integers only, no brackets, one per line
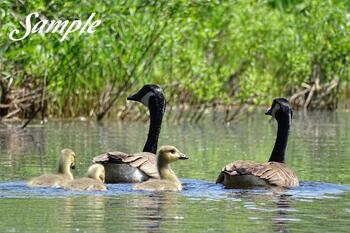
0,111,350,232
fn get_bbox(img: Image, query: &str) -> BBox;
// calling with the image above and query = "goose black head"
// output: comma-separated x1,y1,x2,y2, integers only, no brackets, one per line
127,84,165,108
265,98,293,121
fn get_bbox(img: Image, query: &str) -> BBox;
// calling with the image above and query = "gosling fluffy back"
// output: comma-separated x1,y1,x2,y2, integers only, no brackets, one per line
64,164,107,191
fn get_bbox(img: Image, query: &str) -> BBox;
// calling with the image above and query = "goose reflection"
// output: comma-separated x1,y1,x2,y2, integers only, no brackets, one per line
60,196,107,233
126,193,180,233
228,189,297,233
271,194,294,233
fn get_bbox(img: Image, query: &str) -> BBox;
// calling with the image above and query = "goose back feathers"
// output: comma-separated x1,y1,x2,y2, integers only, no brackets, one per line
216,160,299,188
93,151,159,183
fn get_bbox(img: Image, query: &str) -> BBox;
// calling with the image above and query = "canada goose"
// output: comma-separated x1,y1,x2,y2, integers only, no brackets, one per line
27,148,76,188
93,84,165,183
64,164,107,191
216,98,299,188
134,145,188,192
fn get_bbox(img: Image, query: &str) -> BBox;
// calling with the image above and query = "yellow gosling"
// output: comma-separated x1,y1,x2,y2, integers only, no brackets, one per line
64,164,107,191
27,149,76,188
134,145,188,192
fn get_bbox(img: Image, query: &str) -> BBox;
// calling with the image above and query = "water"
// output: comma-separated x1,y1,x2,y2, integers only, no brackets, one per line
1,111,350,232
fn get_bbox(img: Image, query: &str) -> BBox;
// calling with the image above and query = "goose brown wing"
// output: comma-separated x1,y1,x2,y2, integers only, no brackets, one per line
251,162,299,187
127,152,159,179
93,151,129,163
216,160,298,187
93,151,159,179
216,160,257,183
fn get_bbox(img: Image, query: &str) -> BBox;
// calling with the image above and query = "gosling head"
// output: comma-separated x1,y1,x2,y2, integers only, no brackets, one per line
157,145,188,164
60,148,76,170
127,84,165,108
265,98,293,122
86,164,105,183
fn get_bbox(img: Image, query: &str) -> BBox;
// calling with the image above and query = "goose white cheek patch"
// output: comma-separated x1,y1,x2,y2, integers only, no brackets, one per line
140,92,154,107
271,104,280,118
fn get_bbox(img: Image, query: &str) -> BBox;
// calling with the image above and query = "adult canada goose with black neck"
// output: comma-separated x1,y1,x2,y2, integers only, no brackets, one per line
93,84,165,183
216,98,299,188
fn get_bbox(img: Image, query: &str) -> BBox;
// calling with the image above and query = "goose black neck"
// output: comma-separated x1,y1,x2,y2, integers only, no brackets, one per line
143,97,165,154
268,115,291,163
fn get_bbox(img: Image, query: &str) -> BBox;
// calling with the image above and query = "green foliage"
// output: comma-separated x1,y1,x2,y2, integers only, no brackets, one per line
0,0,349,117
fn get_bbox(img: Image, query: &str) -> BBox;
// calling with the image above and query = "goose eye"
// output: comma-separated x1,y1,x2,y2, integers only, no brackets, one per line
170,150,176,154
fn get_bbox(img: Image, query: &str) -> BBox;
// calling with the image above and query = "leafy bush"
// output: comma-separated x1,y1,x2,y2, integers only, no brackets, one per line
0,0,349,118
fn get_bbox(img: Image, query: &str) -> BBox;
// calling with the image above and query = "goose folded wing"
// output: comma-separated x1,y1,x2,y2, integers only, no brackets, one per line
216,160,257,183
93,151,159,179
92,151,129,163
127,152,159,179
216,160,298,187
251,162,299,187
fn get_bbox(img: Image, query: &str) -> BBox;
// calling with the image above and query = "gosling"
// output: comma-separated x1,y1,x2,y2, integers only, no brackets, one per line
27,149,76,188
133,145,188,192
64,164,107,192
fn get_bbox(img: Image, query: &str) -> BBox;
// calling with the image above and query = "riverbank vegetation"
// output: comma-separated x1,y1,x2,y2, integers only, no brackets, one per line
1,0,349,122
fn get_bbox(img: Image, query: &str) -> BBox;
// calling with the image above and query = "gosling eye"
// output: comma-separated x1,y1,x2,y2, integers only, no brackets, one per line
170,149,176,154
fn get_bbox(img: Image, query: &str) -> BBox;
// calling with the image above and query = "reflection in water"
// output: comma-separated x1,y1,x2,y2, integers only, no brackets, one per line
224,189,297,233
67,196,107,233
133,195,163,232
0,180,349,232
272,194,293,233
130,193,179,233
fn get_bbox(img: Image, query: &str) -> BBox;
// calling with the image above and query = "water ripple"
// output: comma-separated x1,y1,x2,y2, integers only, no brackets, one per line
1,179,349,200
